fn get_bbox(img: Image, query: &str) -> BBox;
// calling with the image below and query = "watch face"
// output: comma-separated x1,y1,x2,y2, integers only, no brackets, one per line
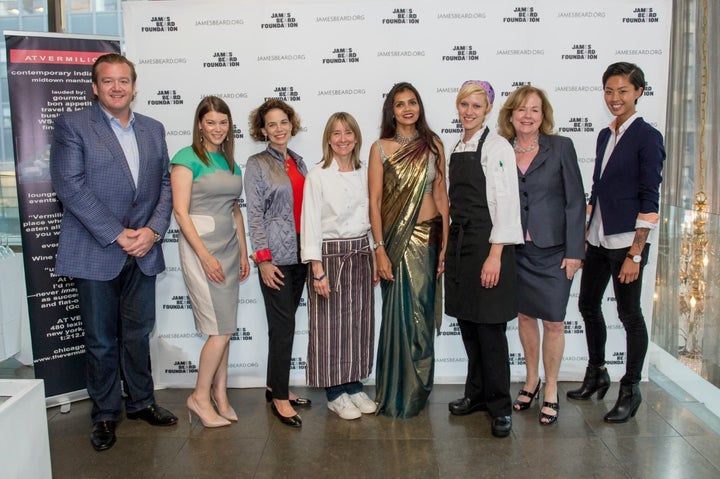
633,255,642,263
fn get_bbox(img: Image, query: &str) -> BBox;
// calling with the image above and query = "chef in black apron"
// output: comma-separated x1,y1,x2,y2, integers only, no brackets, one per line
444,80,523,438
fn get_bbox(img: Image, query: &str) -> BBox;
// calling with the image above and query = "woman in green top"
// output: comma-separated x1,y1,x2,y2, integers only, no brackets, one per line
170,96,250,427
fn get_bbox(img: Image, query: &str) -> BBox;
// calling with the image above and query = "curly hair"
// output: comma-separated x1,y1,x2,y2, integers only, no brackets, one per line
248,99,301,142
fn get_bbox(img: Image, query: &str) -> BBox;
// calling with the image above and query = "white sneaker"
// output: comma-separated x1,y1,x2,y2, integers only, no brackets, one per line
327,393,362,420
348,391,377,414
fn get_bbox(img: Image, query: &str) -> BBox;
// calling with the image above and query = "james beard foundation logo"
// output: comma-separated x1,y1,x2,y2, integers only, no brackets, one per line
261,11,298,29
231,327,253,341
203,51,239,68
440,321,461,336
322,47,359,64
290,357,307,370
558,117,595,134
233,125,245,140
442,45,478,62
441,118,463,135
606,351,626,365
509,353,527,366
561,44,598,60
503,6,540,23
382,8,420,24
147,89,183,107
622,7,660,23
500,81,532,98
164,360,197,374
162,294,191,310
140,16,178,33
564,320,584,335
265,85,301,102
159,227,180,243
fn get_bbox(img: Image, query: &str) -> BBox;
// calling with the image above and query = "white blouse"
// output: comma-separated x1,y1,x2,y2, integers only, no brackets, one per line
300,159,371,262
452,127,523,245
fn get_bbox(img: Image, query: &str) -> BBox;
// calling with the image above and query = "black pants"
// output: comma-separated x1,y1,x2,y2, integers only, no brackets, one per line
578,244,649,385
457,319,511,417
258,263,306,399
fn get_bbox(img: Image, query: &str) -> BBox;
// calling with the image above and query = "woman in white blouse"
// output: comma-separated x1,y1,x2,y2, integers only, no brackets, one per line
444,80,523,438
300,112,377,420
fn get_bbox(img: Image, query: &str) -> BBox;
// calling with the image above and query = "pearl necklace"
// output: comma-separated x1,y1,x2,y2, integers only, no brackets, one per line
512,136,538,153
394,131,419,145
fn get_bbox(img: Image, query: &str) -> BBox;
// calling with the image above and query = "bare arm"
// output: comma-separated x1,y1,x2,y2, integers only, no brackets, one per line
368,141,393,281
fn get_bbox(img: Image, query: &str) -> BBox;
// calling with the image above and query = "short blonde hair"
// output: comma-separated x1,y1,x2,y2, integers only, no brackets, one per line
498,85,555,140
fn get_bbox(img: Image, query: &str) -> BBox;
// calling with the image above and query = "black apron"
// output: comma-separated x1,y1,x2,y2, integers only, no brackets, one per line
444,127,517,324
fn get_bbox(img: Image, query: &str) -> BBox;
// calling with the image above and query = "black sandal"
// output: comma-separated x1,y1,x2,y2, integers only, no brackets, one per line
539,400,559,425
513,379,541,411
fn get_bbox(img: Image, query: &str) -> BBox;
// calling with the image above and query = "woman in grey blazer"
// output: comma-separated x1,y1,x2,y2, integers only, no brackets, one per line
498,86,585,425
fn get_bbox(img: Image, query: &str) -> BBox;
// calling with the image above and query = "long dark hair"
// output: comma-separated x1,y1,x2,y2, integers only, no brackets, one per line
191,96,235,173
379,82,441,159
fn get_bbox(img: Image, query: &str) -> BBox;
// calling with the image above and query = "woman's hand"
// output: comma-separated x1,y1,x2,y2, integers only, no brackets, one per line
480,255,501,288
375,248,394,281
239,254,251,281
436,249,446,278
202,254,225,283
561,258,582,280
619,258,640,284
258,261,285,290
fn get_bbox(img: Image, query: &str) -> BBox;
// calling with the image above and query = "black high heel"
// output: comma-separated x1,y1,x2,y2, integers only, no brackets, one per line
604,384,641,423
539,399,559,425
567,366,610,400
513,379,541,411
265,388,312,407
270,402,302,428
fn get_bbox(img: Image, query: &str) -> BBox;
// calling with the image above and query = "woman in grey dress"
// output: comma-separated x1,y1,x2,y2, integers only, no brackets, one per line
171,96,250,427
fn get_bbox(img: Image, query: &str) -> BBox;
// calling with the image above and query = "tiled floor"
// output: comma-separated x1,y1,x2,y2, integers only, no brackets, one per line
2,358,720,478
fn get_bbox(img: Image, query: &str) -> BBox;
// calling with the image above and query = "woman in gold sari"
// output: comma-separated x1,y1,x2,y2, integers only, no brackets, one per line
369,82,449,418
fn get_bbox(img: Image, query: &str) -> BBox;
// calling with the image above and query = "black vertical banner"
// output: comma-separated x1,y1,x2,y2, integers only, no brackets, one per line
5,33,120,399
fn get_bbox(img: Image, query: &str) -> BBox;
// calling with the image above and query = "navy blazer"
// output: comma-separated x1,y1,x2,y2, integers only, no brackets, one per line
50,102,172,281
517,134,586,260
589,117,665,235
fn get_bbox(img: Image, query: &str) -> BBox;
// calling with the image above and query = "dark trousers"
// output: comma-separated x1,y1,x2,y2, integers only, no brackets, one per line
578,244,649,385
457,319,511,417
258,263,306,399
75,257,156,423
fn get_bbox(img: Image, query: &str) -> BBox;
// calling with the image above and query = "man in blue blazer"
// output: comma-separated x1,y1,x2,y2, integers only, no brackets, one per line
50,53,176,452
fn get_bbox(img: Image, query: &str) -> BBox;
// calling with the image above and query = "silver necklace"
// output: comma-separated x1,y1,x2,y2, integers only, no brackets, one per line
512,136,538,153
394,131,419,145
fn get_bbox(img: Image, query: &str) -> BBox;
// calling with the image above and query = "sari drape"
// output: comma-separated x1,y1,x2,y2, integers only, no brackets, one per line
374,138,442,418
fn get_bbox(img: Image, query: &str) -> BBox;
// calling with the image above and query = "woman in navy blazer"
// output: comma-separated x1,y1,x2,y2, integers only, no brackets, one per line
567,62,665,424
498,86,585,425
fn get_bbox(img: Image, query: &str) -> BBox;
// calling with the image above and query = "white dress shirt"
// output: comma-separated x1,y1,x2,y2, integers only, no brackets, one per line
453,127,523,245
300,159,371,262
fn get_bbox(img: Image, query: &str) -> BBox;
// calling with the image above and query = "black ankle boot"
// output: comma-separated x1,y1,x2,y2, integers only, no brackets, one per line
566,366,610,400
604,383,641,423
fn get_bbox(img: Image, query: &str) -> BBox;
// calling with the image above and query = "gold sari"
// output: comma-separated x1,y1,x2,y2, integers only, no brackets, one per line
375,138,442,418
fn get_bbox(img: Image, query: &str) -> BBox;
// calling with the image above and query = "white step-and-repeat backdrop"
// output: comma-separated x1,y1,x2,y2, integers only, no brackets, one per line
123,0,671,388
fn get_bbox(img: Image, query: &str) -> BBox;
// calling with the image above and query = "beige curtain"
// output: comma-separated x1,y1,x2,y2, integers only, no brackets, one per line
654,0,720,386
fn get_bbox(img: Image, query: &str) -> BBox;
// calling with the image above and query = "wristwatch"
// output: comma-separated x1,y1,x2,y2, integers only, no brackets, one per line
626,253,642,264
372,240,385,250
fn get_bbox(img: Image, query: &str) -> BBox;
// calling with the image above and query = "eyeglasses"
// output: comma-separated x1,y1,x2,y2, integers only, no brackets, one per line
461,80,495,104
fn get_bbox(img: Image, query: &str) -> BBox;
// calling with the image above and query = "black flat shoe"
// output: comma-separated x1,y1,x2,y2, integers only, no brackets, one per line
539,400,559,425
448,397,488,416
270,402,302,428
91,420,116,451
491,416,512,438
126,403,178,426
265,389,312,407
513,379,541,411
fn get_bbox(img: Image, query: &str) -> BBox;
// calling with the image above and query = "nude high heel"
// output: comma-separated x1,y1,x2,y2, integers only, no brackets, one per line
210,389,238,422
187,395,231,428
